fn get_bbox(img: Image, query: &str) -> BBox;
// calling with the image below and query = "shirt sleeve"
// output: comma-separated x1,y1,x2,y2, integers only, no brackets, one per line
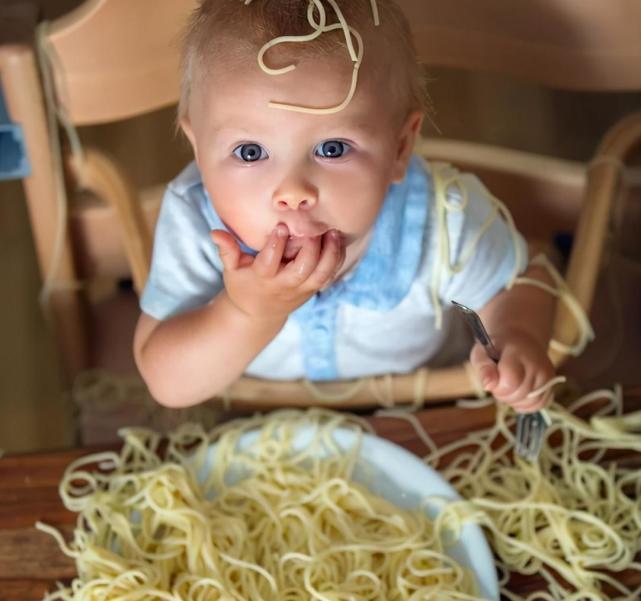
438,168,528,310
140,182,224,320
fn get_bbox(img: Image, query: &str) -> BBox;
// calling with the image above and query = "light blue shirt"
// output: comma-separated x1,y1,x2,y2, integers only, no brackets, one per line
141,156,527,381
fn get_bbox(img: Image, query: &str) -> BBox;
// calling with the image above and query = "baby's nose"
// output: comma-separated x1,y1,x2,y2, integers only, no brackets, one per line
272,179,318,211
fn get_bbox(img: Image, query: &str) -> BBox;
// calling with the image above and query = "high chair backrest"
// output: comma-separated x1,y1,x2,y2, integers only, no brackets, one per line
46,0,193,124
401,0,641,91
0,0,196,376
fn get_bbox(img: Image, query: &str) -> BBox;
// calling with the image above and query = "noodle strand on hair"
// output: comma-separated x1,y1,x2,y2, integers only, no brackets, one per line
249,0,380,114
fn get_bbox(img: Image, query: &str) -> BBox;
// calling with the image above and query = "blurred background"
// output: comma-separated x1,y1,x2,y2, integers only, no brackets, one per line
1,0,640,454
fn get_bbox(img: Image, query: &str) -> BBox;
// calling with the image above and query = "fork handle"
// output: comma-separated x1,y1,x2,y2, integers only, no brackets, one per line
452,300,501,363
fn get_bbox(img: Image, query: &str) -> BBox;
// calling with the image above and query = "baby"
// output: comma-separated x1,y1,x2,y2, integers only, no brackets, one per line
134,0,556,410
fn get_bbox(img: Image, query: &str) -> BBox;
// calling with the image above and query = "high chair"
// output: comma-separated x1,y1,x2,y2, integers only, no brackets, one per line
1,0,641,411
0,0,196,377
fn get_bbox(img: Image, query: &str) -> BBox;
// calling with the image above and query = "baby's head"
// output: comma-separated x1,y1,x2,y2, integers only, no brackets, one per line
178,0,427,260
179,0,426,124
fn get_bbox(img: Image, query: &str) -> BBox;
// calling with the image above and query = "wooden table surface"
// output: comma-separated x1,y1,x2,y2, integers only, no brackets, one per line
2,392,640,601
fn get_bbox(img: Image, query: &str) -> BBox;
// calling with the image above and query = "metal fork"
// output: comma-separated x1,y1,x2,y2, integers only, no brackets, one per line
451,300,547,461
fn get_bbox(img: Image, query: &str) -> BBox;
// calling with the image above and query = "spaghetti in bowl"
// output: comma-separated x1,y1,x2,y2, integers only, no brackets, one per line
37,410,499,600
194,414,500,600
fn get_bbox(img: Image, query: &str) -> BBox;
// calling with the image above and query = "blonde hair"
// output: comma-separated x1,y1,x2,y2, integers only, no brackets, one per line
178,0,427,121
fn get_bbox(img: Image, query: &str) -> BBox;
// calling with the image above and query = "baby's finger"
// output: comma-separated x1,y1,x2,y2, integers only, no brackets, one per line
493,354,529,402
253,224,288,277
212,230,242,271
510,394,548,413
306,230,344,289
510,366,556,412
282,235,322,286
522,374,556,410
469,343,499,391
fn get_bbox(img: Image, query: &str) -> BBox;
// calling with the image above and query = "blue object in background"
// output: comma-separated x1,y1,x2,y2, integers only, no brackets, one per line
0,83,30,181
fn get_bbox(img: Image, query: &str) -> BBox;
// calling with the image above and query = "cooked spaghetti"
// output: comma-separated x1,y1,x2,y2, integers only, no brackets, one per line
37,410,483,600
250,0,380,115
381,387,641,600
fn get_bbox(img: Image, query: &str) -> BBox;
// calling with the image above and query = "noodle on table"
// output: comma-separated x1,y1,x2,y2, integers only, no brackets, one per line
381,386,641,600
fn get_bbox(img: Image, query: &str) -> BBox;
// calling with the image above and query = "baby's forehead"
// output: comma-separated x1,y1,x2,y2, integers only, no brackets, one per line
179,1,422,122
203,35,398,95
206,42,348,79
199,49,397,120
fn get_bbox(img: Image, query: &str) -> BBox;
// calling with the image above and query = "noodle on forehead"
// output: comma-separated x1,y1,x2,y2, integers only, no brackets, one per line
244,0,380,114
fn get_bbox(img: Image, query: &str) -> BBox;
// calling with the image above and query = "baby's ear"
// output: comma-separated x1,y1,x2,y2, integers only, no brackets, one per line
391,111,424,183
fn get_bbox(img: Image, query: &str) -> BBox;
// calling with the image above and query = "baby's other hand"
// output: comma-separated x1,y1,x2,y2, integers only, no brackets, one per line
212,223,345,323
469,331,555,413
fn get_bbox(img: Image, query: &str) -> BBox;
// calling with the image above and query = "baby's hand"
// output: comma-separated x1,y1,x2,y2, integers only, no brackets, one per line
212,223,345,324
469,331,555,413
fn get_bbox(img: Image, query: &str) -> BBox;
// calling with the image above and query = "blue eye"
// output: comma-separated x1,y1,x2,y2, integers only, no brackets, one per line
315,140,350,158
233,143,268,162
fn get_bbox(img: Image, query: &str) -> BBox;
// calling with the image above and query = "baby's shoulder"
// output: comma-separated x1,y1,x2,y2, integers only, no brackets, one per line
414,157,518,273
154,161,217,238
417,158,489,208
166,160,203,198
159,161,212,225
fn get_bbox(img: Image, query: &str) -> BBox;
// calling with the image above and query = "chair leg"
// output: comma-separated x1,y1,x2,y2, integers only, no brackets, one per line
1,44,89,380
47,288,90,377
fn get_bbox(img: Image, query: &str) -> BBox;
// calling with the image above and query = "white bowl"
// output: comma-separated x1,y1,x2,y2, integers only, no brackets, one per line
200,424,499,600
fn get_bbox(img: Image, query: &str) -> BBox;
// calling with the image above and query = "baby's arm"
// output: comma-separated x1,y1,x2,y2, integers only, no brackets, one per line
469,262,556,412
134,292,285,408
135,223,344,407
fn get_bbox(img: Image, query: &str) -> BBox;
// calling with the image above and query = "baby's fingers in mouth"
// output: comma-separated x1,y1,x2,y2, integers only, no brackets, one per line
307,230,345,286
254,224,289,275
283,232,321,261
283,235,323,281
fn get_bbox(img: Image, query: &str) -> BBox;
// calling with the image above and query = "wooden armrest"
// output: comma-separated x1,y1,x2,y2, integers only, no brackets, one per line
552,112,641,365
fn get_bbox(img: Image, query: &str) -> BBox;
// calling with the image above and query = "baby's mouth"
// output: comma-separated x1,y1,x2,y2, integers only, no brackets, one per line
283,235,318,260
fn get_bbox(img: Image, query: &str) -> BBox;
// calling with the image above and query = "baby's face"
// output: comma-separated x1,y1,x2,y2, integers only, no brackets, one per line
182,54,420,259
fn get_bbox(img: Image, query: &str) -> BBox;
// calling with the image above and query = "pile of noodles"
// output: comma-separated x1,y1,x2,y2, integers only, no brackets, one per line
37,410,482,601
39,388,641,600
382,386,641,600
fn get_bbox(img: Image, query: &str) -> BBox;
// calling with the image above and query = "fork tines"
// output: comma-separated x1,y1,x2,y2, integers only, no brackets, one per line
515,412,547,461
